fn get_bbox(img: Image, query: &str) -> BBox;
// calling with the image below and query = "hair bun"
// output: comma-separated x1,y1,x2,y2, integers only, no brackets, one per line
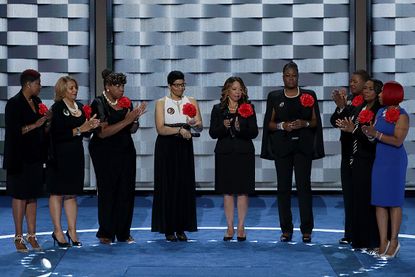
102,69,112,80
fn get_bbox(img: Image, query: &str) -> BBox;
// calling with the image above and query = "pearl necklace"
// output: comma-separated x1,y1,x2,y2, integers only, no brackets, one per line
103,91,118,106
63,99,79,115
284,87,300,98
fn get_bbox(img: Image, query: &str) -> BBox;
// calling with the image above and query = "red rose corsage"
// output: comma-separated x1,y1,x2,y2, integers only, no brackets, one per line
117,96,131,109
351,95,364,107
82,104,92,120
182,102,197,118
237,103,254,118
358,109,374,124
300,93,314,107
38,103,49,116
384,107,400,123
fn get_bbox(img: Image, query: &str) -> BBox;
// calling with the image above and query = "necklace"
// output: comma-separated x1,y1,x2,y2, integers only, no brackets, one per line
63,99,79,115
103,91,118,106
284,87,300,98
170,94,183,110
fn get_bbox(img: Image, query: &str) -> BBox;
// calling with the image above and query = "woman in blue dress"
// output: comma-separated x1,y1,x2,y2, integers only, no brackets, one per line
362,81,409,258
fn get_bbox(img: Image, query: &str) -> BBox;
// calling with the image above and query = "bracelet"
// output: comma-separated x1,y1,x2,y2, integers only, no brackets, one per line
178,126,182,134
304,121,310,128
277,122,285,130
378,132,383,141
75,127,82,136
24,125,29,132
133,120,138,124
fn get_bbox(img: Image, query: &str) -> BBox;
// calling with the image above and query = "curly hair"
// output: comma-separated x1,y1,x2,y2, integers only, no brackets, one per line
102,69,127,87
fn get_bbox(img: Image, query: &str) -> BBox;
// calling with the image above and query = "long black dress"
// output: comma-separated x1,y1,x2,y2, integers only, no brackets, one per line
349,102,381,249
209,103,258,194
46,100,87,195
151,97,197,234
3,91,47,200
89,96,136,242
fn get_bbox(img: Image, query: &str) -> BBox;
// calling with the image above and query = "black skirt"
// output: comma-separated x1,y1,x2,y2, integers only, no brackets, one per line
7,161,45,200
151,135,197,234
215,152,255,194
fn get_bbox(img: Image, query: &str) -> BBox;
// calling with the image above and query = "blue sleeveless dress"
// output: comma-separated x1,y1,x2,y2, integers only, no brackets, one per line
371,107,408,207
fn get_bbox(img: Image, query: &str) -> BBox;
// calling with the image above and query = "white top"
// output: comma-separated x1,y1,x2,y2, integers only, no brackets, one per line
164,95,191,125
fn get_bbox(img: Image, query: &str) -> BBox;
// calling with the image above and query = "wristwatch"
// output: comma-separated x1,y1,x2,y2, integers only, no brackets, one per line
305,121,310,128
75,127,82,136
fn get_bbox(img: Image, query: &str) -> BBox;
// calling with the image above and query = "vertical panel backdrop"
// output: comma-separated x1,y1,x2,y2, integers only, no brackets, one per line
0,0,93,188
111,0,351,190
371,0,415,187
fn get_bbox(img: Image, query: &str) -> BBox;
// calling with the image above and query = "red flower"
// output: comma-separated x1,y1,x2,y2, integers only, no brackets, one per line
385,107,400,123
238,103,254,118
82,104,92,120
358,109,374,124
117,96,131,109
182,102,197,118
300,93,315,107
351,95,364,107
38,103,48,116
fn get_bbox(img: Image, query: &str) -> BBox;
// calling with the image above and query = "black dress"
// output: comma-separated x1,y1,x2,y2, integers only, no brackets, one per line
46,100,87,195
89,96,137,242
209,103,258,194
3,91,47,200
349,102,381,249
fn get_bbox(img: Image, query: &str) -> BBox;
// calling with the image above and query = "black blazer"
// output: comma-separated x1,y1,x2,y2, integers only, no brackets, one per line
261,88,325,160
3,90,47,172
209,103,258,154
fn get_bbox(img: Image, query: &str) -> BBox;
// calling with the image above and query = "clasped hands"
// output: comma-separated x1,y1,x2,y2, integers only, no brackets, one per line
284,120,308,131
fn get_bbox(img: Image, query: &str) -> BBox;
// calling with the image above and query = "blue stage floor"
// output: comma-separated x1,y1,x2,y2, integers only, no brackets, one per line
0,195,414,276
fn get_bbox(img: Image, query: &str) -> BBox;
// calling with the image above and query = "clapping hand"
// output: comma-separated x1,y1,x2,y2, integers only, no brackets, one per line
361,122,376,138
336,117,354,133
80,114,100,132
332,88,347,109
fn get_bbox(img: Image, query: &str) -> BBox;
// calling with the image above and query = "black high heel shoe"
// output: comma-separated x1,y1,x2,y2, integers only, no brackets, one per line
66,231,82,247
51,232,71,247
280,233,293,242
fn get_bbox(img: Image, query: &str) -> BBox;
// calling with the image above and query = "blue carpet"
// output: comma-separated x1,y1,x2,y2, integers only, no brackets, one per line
0,195,414,276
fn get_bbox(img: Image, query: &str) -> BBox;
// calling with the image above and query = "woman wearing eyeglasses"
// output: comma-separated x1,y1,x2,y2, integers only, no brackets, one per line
151,70,203,242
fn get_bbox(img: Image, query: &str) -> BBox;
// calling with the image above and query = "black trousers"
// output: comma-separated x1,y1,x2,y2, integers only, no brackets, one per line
93,154,136,242
275,151,314,234
340,157,353,240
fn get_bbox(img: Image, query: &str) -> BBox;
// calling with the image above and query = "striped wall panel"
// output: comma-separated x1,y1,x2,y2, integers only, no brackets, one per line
0,0,92,188
112,0,352,190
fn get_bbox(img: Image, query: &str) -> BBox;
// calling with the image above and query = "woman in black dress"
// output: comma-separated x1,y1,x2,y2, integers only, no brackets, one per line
89,69,146,244
261,62,325,243
3,69,49,252
151,71,203,241
47,76,100,247
209,77,258,241
336,78,383,252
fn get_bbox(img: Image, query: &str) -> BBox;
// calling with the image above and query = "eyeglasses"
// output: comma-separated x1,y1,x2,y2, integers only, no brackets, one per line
171,83,186,88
